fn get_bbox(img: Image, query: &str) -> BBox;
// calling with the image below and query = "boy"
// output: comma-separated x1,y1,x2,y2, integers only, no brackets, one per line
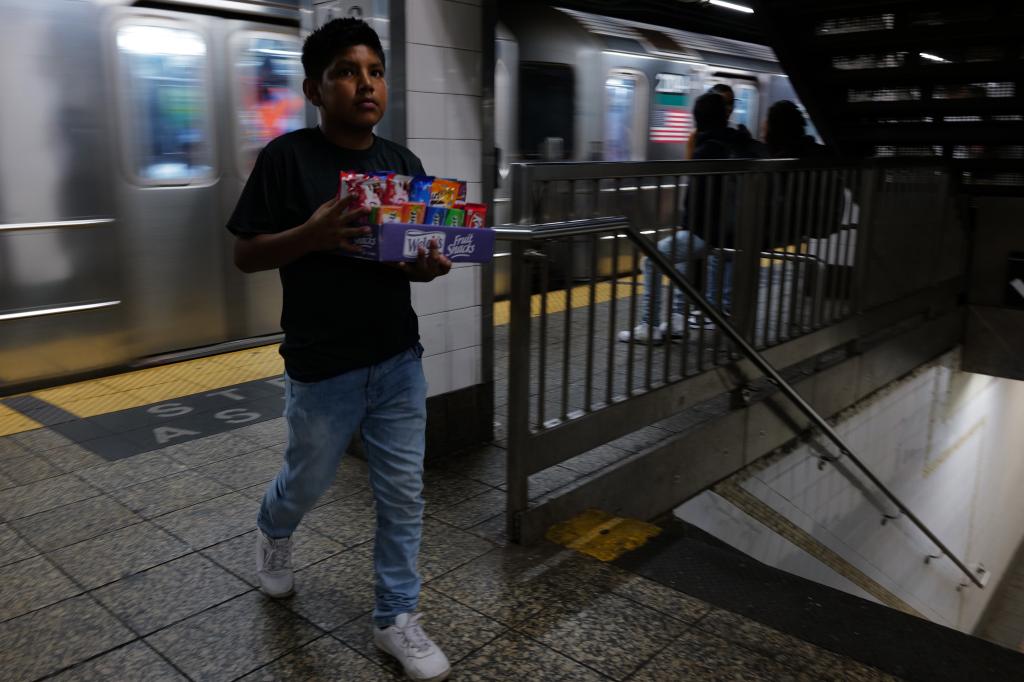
227,18,452,682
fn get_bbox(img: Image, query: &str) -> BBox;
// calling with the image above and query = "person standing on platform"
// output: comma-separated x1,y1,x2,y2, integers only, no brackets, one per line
226,18,452,682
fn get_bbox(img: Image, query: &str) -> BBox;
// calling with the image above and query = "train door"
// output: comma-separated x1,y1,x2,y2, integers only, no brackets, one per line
603,69,649,161
108,6,229,357
220,23,304,340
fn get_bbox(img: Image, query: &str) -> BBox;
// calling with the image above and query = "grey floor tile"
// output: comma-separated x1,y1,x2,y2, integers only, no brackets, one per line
444,444,506,487
334,587,506,672
13,428,74,452
0,470,16,490
630,628,801,682
145,591,321,682
240,634,396,681
468,512,511,547
453,631,608,681
607,425,672,454
150,493,260,549
304,489,378,547
427,546,584,626
162,432,263,469
202,529,345,587
526,465,581,501
230,417,288,448
0,594,135,681
0,453,63,486
76,451,188,493
282,547,376,630
40,443,108,473
48,640,187,681
48,521,190,589
0,555,81,622
696,608,814,661
792,647,902,682
11,495,141,552
418,518,495,581
423,470,492,511
196,447,283,490
516,590,688,680
429,489,505,530
0,437,30,460
93,553,251,636
0,473,100,521
108,470,232,520
0,522,38,567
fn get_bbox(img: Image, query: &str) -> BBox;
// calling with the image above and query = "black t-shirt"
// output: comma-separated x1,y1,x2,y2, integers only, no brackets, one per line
226,127,426,382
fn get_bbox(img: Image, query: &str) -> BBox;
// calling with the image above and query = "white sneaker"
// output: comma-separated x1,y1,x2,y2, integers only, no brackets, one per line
255,530,294,598
687,312,716,331
617,323,664,344
659,313,686,339
374,613,451,681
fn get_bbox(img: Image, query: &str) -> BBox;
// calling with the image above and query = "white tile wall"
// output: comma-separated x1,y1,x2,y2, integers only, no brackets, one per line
405,0,485,399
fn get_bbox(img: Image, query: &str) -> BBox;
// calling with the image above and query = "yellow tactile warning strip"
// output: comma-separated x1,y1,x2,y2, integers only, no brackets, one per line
21,345,284,420
0,403,43,437
713,479,924,618
546,508,662,562
493,276,643,326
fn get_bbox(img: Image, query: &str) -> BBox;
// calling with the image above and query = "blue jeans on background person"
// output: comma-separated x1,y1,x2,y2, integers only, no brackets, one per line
257,344,427,628
641,231,732,327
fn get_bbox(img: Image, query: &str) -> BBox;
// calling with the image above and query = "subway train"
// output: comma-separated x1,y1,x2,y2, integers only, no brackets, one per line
0,0,810,390
491,5,816,295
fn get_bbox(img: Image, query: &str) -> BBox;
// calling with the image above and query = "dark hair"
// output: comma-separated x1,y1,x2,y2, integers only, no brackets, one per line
302,18,385,81
766,100,806,153
710,83,735,100
693,92,729,132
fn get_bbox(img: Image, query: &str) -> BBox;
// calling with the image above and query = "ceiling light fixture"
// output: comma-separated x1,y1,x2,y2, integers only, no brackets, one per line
708,0,755,14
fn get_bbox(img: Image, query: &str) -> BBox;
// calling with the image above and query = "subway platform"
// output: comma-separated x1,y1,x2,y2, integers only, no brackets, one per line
2,323,1023,681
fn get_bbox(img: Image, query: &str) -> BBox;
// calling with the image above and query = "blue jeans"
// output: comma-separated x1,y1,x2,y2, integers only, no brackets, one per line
641,232,733,326
257,344,427,627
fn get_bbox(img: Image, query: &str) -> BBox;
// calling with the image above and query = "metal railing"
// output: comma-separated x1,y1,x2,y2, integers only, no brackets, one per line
493,158,980,588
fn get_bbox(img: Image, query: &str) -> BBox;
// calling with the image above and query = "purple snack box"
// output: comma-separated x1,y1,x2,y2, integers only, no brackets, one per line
342,223,495,264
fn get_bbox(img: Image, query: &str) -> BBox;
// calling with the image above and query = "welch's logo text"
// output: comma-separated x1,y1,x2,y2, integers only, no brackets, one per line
402,230,447,258
447,233,477,258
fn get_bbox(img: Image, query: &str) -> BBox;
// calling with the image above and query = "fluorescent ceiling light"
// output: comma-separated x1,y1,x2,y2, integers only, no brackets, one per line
709,0,754,14
919,52,949,63
117,25,206,56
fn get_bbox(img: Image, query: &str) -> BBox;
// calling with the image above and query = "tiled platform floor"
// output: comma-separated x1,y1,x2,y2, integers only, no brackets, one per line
0,420,902,681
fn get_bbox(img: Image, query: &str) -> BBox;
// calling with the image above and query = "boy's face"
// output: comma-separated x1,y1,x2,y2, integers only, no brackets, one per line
307,45,387,130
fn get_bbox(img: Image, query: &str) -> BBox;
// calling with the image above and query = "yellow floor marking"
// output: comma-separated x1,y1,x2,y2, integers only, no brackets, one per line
33,380,125,404
494,276,643,327
546,508,661,562
123,379,211,405
0,405,43,437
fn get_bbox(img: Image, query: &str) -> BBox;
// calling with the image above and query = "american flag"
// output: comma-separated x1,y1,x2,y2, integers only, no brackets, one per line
650,108,693,144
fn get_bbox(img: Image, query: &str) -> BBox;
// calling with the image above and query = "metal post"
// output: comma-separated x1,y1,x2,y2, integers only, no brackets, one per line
506,241,534,542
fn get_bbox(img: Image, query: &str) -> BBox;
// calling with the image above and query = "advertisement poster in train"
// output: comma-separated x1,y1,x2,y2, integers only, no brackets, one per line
650,72,693,146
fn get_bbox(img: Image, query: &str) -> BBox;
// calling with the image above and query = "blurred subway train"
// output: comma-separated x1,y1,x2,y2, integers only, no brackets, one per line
0,0,809,390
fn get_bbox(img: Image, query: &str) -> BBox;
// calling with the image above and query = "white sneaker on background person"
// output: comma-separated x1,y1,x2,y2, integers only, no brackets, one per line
255,529,294,598
374,613,451,681
687,311,717,331
659,313,686,339
617,323,664,344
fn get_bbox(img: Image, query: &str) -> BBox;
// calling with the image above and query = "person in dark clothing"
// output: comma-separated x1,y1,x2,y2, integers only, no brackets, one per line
227,18,452,682
765,100,825,159
619,93,754,343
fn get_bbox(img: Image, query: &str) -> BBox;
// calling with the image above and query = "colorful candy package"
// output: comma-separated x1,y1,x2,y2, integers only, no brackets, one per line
463,203,488,228
424,206,447,226
401,202,426,224
429,179,460,208
409,176,435,204
383,174,412,204
376,205,404,224
338,172,383,210
443,208,465,227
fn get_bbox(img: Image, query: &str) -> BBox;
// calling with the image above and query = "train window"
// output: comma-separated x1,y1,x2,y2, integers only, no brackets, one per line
519,62,574,160
233,34,305,175
116,23,213,184
732,84,759,133
604,71,649,161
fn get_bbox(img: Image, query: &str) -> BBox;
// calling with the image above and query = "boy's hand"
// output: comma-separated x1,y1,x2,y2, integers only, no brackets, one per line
300,195,371,253
396,238,452,281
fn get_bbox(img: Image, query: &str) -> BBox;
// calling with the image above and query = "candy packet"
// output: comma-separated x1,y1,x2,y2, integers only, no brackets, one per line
429,179,460,208
383,174,412,204
409,176,435,204
463,203,488,228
